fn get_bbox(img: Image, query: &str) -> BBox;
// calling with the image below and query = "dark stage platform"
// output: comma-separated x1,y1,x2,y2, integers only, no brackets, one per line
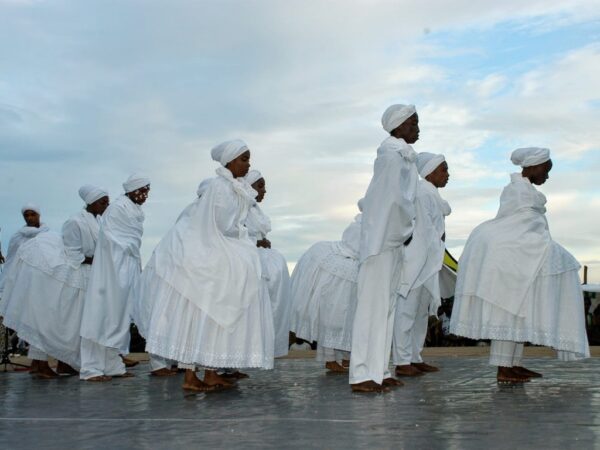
1,356,599,449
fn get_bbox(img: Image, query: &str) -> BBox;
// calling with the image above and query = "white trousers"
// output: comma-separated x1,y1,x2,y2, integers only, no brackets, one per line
392,286,429,366
28,345,48,361
349,249,402,385
79,338,126,379
317,345,350,363
149,354,175,372
489,340,524,367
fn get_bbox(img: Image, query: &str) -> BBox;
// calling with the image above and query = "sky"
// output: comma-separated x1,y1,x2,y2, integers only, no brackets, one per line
1,0,599,281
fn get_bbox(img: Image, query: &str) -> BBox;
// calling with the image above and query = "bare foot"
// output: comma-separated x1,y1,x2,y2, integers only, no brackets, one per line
395,364,424,377
84,375,113,382
382,377,404,388
56,361,78,376
113,371,135,378
203,370,236,389
29,360,40,375
325,361,348,373
342,359,350,368
497,366,530,384
121,356,139,368
219,371,249,380
151,368,177,377
513,366,542,378
411,362,439,373
183,370,217,392
351,380,387,393
34,361,59,379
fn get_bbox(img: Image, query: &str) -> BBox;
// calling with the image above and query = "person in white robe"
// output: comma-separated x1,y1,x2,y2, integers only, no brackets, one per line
450,147,589,383
349,104,420,393
132,140,274,392
0,204,49,296
79,174,150,381
0,187,109,378
289,201,362,372
0,204,49,373
393,152,450,376
244,170,291,359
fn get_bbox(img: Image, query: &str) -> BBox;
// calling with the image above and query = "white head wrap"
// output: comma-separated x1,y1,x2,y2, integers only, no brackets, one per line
416,152,445,178
245,170,263,186
196,178,213,197
78,184,109,205
211,139,249,167
510,147,551,168
381,104,417,133
123,173,151,193
21,203,40,215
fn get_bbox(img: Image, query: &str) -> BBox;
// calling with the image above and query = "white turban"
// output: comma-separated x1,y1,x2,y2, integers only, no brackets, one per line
510,147,551,168
196,178,213,197
78,184,109,205
123,173,151,193
211,139,249,167
245,170,263,186
416,152,445,178
21,203,40,215
381,104,417,133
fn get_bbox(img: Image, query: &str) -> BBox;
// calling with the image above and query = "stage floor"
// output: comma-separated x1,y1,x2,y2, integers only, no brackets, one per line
1,356,599,449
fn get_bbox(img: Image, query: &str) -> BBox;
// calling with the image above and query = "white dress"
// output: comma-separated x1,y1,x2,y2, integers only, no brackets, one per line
0,211,100,368
289,214,361,355
0,224,49,296
132,167,274,369
80,195,144,354
450,173,589,360
245,203,291,358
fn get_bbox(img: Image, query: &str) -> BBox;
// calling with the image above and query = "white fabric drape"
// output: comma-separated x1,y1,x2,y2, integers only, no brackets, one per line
131,167,274,369
245,203,291,358
450,173,589,360
80,195,144,353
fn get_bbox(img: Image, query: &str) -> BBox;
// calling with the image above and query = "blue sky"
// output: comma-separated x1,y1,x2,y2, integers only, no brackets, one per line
1,0,599,281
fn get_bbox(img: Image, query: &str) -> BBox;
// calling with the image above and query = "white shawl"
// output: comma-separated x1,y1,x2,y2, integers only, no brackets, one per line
359,136,418,262
151,167,262,328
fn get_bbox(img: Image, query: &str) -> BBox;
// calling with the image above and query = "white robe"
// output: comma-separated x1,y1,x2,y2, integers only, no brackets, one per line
0,211,100,368
450,173,589,360
245,203,291,358
350,136,418,385
132,167,274,369
80,195,144,354
0,224,49,296
289,214,361,354
393,180,450,365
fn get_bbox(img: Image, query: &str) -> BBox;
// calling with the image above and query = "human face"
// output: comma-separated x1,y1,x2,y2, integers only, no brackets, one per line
251,178,267,202
425,161,450,188
392,113,420,144
87,196,110,216
523,159,552,185
127,185,151,205
226,150,251,178
23,210,40,228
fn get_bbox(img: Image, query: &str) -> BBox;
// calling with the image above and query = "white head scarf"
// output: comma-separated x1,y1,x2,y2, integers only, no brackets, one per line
21,203,41,215
196,178,213,197
381,104,417,133
416,152,445,178
123,173,151,193
510,147,551,168
211,139,249,167
245,170,263,186
78,184,109,205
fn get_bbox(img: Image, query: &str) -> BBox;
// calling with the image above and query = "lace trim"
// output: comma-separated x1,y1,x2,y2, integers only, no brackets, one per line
318,253,359,282
451,321,589,357
145,337,274,369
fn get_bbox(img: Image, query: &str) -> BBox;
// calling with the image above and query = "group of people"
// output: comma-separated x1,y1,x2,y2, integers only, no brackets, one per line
0,104,590,394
